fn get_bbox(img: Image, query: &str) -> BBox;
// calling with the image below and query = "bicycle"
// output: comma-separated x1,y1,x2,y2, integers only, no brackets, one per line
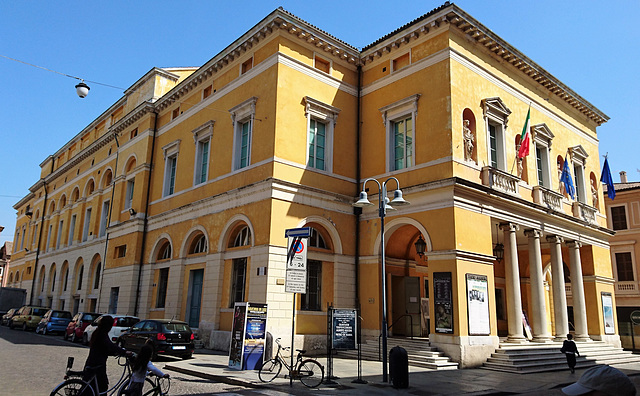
117,373,171,396
258,338,324,388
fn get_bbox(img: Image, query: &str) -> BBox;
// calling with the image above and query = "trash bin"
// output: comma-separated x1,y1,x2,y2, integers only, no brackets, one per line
389,346,408,388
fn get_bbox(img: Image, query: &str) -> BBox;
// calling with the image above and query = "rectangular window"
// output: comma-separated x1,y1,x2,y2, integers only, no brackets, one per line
574,164,585,203
489,124,498,168
109,287,119,314
302,260,322,311
99,201,110,237
230,258,247,307
393,117,413,170
616,252,634,281
203,85,212,99
32,224,38,248
164,155,177,196
156,268,169,308
68,215,76,246
392,53,410,71
314,56,330,73
172,108,180,120
82,208,92,242
20,228,26,250
195,139,210,185
611,206,628,230
46,225,53,250
130,128,138,139
125,180,135,209
56,220,63,249
241,58,253,74
238,120,251,169
115,245,126,258
308,119,326,170
535,145,550,188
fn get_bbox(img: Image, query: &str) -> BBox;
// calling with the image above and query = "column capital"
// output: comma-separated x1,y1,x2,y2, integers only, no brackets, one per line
524,229,542,238
546,235,564,244
566,240,582,249
499,222,519,232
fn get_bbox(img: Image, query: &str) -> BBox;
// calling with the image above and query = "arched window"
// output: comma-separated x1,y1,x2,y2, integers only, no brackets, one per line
309,227,327,249
102,170,113,188
93,263,101,289
71,188,79,203
233,226,251,247
15,272,20,283
189,234,207,254
8,273,13,284
60,195,67,209
158,241,172,261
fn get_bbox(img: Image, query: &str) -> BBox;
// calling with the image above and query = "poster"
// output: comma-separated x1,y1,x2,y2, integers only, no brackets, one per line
228,303,247,369
332,309,357,350
602,292,615,335
243,303,268,370
466,274,490,335
433,272,453,334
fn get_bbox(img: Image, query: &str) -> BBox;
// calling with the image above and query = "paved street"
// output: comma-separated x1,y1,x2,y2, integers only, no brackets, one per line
0,324,282,395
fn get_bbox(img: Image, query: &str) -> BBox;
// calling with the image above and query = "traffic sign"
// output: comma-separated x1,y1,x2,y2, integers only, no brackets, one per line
631,310,640,325
285,227,311,238
287,237,307,270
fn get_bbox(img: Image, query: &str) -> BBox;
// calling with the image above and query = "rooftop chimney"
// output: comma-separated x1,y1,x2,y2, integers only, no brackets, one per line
620,171,628,183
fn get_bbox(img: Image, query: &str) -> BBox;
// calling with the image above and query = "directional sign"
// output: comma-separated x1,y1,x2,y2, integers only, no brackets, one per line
285,227,311,238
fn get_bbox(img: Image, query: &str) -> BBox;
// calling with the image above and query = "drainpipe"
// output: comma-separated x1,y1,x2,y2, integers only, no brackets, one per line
30,160,52,305
97,132,120,311
134,110,158,316
355,64,362,308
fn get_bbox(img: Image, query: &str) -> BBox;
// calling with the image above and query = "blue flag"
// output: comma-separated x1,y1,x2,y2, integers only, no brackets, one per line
600,157,616,200
560,155,575,200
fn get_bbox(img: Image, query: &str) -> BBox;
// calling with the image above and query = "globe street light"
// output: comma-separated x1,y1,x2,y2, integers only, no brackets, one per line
353,177,409,383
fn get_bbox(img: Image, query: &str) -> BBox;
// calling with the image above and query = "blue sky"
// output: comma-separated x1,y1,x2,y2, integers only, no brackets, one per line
1,1,638,245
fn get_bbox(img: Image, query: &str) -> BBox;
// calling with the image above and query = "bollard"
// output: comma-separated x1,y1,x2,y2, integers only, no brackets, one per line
389,346,408,389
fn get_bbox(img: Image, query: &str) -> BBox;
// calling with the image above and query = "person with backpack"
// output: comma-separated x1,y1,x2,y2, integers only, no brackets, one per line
561,333,580,373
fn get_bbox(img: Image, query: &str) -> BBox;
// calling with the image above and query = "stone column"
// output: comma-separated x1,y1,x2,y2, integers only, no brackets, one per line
547,235,568,340
525,229,552,342
501,223,527,343
567,241,590,341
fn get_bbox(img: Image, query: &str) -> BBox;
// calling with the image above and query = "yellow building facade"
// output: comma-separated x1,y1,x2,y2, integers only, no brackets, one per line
9,4,616,367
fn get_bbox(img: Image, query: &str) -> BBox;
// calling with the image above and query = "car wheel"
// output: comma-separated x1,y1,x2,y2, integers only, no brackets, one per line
22,322,28,331
182,352,193,360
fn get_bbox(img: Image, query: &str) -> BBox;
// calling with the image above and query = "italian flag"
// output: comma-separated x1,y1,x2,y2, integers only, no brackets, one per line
517,107,531,159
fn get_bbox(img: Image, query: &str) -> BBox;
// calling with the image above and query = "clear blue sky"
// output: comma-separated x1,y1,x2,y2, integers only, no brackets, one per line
1,1,638,245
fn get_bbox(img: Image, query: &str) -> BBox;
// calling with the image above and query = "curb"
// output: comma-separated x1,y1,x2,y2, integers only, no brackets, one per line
163,363,263,389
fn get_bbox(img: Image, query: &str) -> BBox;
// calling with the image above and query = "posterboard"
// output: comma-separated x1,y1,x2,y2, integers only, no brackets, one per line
243,303,268,370
228,303,247,369
332,309,357,350
434,272,453,334
602,292,615,335
466,274,490,335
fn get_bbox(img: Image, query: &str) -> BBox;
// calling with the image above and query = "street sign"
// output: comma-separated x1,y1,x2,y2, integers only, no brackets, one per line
284,227,311,238
631,310,640,325
287,237,307,270
285,270,307,293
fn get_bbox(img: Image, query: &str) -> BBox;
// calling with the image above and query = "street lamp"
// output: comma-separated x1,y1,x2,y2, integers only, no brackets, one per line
353,177,409,383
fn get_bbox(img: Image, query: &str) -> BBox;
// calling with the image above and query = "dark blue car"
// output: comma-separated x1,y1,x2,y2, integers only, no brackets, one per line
36,309,72,335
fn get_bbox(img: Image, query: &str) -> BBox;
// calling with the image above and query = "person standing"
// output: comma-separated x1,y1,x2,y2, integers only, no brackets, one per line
126,340,169,396
561,333,580,373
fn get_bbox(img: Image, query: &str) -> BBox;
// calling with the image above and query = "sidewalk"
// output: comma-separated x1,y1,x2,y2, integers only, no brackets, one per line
163,349,640,395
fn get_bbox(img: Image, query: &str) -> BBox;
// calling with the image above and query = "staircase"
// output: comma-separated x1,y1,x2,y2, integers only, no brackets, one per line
336,336,458,370
483,341,640,374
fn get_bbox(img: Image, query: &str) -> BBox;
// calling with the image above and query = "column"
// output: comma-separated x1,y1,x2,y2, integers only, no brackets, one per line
501,223,527,343
525,229,552,342
567,241,590,341
547,235,568,340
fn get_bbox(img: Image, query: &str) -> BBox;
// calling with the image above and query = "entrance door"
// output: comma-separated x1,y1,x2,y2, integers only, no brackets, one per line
391,276,421,337
73,298,80,314
187,269,204,328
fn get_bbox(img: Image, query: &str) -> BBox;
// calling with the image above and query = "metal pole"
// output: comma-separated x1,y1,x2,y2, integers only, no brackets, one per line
291,292,296,388
380,183,388,383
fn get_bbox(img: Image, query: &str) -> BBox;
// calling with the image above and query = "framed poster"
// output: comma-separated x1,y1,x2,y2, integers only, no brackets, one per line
332,309,357,350
466,274,490,335
229,303,247,369
243,303,268,370
433,272,453,334
602,292,615,335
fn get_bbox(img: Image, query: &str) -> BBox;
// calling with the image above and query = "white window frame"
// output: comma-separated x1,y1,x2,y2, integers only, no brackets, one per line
46,224,53,250
304,97,340,173
532,123,554,188
611,244,637,282
82,208,92,242
569,145,589,204
162,140,181,197
379,94,420,172
99,200,110,238
56,220,63,249
482,97,511,171
192,121,214,186
229,97,257,171
68,215,76,246
608,203,630,231
20,227,26,251
124,179,135,210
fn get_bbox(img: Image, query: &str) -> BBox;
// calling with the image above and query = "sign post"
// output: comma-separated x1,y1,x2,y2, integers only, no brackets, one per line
284,227,310,387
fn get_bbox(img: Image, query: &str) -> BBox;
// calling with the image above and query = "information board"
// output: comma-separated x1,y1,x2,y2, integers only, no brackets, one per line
466,274,490,335
332,309,357,350
434,272,453,334
228,302,268,370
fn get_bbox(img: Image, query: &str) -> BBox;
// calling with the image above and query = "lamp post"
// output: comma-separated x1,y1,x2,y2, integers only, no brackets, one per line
353,177,409,383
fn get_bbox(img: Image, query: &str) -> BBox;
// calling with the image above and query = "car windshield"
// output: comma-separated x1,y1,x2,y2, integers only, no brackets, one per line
33,308,49,316
83,313,100,321
163,323,191,333
52,311,72,319
116,317,139,327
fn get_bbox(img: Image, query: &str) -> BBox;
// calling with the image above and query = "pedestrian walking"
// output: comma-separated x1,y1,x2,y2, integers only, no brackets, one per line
560,333,579,373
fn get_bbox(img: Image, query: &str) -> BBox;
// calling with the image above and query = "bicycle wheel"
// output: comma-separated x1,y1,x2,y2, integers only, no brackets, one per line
50,378,95,396
158,377,171,396
298,359,324,388
258,359,282,382
117,377,156,396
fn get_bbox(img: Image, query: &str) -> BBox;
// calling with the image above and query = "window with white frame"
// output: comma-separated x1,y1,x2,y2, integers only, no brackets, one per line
192,121,214,185
99,200,110,238
610,205,628,230
124,179,135,209
615,251,634,282
46,224,53,250
20,227,26,251
229,97,257,171
82,208,92,242
56,220,63,249
380,94,420,172
482,98,511,171
569,145,589,204
304,97,340,172
532,124,554,188
162,140,181,197
68,215,76,246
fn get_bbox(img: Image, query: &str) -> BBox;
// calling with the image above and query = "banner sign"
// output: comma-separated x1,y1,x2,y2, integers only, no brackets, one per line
466,274,490,335
229,302,268,370
228,303,247,370
602,292,615,335
434,272,453,334
332,309,357,350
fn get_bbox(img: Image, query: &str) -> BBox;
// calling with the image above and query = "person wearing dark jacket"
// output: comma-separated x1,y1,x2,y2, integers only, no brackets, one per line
83,315,131,393
561,333,580,373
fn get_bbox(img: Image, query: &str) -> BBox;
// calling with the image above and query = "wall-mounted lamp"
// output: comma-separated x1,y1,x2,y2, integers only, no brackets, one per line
128,208,136,216
493,224,504,263
75,80,90,98
414,235,427,257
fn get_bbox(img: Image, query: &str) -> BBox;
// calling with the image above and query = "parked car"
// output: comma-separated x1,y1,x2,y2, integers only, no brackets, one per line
1,308,19,326
83,314,140,345
9,305,49,331
118,319,195,360
64,312,101,343
35,309,73,335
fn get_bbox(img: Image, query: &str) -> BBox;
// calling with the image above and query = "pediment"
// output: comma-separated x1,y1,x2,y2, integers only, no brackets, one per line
482,97,512,125
569,145,589,164
532,123,554,146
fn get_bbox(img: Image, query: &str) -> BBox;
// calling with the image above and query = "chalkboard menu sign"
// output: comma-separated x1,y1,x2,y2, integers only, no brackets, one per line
434,272,453,334
332,309,357,350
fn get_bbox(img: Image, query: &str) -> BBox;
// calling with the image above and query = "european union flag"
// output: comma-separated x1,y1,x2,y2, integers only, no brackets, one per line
600,157,616,200
560,155,575,200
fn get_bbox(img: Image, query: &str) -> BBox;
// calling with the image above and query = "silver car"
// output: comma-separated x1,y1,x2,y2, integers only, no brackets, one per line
82,314,140,345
